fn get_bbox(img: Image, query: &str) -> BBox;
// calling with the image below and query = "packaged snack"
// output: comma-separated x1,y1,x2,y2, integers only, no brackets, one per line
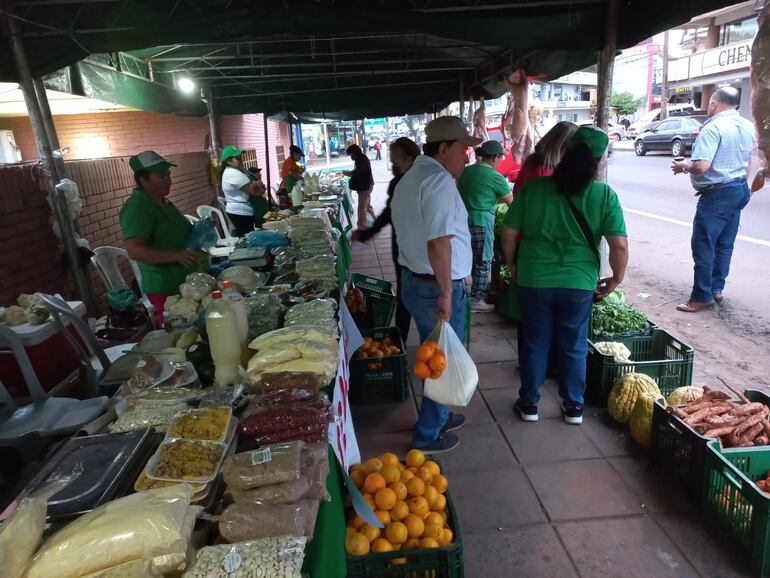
218,499,319,542
222,441,304,490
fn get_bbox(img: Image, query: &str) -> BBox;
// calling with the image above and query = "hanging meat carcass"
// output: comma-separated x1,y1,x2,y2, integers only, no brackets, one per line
752,2,770,192
472,96,489,142
501,93,514,148
505,68,535,164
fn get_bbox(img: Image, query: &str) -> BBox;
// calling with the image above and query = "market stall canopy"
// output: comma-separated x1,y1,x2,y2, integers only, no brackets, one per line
0,0,741,118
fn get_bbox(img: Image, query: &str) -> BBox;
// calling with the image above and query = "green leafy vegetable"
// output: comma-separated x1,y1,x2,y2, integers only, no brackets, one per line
494,203,509,235
591,290,648,337
500,265,512,283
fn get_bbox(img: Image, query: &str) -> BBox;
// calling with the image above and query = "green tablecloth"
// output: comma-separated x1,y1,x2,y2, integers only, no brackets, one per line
302,447,347,577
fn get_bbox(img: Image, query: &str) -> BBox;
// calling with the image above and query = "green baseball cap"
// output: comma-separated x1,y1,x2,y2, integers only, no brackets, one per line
128,150,176,174
222,145,244,162
568,126,609,158
479,140,505,156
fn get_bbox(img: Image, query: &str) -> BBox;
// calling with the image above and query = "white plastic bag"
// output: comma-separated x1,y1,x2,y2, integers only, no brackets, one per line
423,321,478,406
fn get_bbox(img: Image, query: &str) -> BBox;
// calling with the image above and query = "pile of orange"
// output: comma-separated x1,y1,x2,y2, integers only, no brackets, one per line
345,449,453,557
413,339,446,380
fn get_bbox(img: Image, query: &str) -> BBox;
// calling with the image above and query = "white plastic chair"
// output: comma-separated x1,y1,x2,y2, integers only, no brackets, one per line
90,246,155,325
185,214,200,225
38,293,131,398
216,197,237,234
0,325,109,457
197,205,241,246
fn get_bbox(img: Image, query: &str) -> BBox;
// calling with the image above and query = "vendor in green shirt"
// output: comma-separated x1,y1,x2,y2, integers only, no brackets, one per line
457,140,513,312
119,150,204,327
501,126,628,425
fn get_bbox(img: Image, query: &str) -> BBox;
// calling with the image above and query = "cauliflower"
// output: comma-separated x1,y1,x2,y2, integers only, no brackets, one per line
25,304,50,325
3,305,27,326
594,341,632,363
17,293,43,309
166,296,201,322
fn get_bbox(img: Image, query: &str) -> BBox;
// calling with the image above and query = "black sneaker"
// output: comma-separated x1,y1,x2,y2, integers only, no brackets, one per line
562,403,584,425
514,399,539,422
414,432,460,454
441,412,466,433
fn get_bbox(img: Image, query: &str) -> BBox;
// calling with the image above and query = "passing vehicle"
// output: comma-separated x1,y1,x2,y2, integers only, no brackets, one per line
627,104,695,139
633,116,703,156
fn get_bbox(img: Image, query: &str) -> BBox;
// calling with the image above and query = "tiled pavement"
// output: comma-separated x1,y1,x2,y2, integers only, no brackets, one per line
347,162,754,578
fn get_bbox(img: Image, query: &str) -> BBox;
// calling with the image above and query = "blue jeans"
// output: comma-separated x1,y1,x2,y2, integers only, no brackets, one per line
518,287,593,407
690,179,750,303
400,269,468,447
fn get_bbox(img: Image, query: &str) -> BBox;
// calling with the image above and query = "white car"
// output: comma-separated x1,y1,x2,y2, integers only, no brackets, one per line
577,120,626,141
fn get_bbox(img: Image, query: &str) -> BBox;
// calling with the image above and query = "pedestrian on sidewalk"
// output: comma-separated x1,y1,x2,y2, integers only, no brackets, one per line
345,144,376,229
501,126,628,425
457,140,513,312
374,139,382,160
391,116,480,453
672,87,756,312
352,137,421,343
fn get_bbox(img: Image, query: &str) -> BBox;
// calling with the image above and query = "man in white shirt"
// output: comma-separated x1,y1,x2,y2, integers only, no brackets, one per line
391,116,478,453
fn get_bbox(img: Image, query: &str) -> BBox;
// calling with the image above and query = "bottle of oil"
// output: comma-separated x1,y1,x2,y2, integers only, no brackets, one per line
205,290,241,386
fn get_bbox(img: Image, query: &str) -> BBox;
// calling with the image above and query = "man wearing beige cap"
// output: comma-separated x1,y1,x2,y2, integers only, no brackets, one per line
391,116,481,453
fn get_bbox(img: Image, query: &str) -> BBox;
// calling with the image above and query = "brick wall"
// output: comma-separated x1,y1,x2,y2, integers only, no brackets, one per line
0,110,292,191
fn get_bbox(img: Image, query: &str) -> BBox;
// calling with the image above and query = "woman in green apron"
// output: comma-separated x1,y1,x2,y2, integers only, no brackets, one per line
457,140,513,312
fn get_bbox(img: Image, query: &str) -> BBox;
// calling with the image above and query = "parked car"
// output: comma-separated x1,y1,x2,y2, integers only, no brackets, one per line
633,116,703,157
627,104,696,139
578,120,625,141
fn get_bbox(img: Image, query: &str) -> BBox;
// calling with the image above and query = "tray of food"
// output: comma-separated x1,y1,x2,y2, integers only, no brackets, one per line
146,438,226,484
166,406,232,442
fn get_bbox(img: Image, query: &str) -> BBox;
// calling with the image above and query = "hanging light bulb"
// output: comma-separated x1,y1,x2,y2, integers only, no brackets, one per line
177,76,196,94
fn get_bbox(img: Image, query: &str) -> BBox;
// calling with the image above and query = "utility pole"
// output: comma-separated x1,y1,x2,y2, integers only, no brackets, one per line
661,30,670,120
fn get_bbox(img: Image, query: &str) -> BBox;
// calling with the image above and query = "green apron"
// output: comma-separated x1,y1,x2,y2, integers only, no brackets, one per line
468,208,495,262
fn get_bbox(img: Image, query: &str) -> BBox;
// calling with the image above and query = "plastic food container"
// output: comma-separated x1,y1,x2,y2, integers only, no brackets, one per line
146,438,227,485
166,406,232,443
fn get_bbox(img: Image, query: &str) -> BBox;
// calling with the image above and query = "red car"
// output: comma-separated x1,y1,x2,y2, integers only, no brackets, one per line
486,126,522,183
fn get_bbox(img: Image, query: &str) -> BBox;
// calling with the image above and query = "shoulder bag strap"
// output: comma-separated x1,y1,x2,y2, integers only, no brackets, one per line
565,195,601,269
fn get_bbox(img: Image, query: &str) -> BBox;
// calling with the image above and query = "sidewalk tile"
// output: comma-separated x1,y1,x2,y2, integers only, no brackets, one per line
358,430,413,462
656,512,755,578
581,410,644,458
476,361,518,390
439,423,517,474
472,322,519,342
500,419,602,464
470,339,518,364
525,459,643,520
483,385,563,422
448,390,495,425
607,457,694,514
556,517,699,578
449,467,547,531
464,526,578,578
350,399,417,435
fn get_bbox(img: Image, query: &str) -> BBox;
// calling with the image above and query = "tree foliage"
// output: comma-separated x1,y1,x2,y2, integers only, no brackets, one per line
611,92,643,117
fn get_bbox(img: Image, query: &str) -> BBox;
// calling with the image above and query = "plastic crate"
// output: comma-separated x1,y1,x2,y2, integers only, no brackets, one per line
349,327,410,405
346,464,464,578
586,328,694,407
351,273,397,329
702,440,770,576
652,390,770,501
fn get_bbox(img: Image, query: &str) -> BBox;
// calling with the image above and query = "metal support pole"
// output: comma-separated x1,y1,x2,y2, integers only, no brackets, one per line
459,78,465,125
203,86,220,161
33,78,65,179
661,30,670,120
323,122,330,169
262,113,272,209
4,5,95,314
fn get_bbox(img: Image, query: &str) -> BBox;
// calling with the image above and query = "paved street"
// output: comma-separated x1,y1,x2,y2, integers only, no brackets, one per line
608,149,770,336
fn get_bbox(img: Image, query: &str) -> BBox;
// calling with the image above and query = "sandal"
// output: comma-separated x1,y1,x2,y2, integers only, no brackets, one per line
676,300,715,312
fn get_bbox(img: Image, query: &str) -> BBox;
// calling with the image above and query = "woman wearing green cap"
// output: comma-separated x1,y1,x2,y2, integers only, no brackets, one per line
120,150,203,326
501,126,628,426
457,140,514,312
221,145,267,236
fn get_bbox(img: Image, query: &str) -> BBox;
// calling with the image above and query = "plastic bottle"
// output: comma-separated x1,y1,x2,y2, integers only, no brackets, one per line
205,291,242,386
221,280,250,364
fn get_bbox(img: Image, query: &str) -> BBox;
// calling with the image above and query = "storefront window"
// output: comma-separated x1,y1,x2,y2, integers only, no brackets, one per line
721,17,758,46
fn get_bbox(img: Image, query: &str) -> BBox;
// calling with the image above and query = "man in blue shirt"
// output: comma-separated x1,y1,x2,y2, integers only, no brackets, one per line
671,87,756,312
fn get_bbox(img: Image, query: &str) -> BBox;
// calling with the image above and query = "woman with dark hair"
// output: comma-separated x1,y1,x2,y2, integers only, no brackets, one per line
458,140,513,312
220,145,267,236
344,144,376,229
352,137,420,341
279,145,304,197
501,127,629,425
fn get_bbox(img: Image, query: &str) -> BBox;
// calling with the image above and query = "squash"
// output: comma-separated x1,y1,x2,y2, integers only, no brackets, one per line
608,372,661,424
629,392,663,448
666,386,704,406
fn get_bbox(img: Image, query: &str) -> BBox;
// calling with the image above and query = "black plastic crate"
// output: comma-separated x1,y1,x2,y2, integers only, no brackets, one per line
651,389,770,501
586,328,694,407
349,327,410,405
351,273,397,330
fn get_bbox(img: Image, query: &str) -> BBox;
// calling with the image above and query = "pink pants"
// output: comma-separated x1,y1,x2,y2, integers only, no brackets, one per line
356,186,375,229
